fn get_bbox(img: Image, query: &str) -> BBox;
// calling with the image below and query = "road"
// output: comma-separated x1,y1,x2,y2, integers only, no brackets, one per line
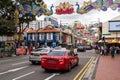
0,49,98,80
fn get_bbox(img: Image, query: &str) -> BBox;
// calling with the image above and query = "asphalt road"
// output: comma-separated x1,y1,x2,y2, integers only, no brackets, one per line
0,49,98,80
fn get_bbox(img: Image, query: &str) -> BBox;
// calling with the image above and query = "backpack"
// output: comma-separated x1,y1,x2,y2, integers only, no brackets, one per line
95,46,99,50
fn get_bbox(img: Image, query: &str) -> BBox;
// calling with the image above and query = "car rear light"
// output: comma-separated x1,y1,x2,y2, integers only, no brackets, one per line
59,58,64,62
42,58,47,61
30,53,33,55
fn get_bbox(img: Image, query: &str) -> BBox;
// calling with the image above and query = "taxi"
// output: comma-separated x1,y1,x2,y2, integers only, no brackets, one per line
41,48,79,71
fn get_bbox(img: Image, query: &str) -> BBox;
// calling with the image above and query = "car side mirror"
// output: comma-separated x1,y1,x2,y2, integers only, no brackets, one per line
50,50,52,52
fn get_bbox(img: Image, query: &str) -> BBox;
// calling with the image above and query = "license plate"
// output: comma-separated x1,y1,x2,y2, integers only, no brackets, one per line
48,60,55,62
33,54,39,56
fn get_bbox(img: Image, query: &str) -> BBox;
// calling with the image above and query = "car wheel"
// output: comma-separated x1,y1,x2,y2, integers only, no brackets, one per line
44,69,49,72
76,60,79,66
68,64,72,71
31,61,36,65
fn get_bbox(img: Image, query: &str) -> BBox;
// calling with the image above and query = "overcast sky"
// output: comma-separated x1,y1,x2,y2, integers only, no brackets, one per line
37,0,120,25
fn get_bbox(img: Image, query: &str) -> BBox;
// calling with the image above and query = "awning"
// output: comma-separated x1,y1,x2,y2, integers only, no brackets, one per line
107,39,119,44
98,40,107,43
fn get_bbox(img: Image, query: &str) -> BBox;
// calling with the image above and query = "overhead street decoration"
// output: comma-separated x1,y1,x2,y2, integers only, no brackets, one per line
16,0,120,16
17,3,54,16
55,2,74,15
76,0,120,14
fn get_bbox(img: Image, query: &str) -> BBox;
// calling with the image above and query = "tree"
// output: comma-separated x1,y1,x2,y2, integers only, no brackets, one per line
0,0,16,36
0,0,45,37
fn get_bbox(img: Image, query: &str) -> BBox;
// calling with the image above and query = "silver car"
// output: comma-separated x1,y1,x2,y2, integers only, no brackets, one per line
29,48,52,64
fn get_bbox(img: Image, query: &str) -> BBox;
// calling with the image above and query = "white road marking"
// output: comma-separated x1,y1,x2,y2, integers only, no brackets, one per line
44,73,60,80
8,66,28,72
0,71,10,75
12,71,35,80
0,59,12,63
0,66,28,75
12,61,29,66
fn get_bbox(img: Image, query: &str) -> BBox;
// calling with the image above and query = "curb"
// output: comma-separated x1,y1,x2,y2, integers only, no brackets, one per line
83,55,100,80
73,57,94,80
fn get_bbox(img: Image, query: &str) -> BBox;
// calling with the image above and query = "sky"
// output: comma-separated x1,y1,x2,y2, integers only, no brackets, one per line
36,0,120,25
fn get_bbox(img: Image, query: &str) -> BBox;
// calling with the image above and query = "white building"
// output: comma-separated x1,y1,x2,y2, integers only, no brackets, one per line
102,15,120,43
29,16,58,30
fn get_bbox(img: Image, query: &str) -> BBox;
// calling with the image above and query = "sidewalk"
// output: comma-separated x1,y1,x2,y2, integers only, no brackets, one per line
95,54,120,80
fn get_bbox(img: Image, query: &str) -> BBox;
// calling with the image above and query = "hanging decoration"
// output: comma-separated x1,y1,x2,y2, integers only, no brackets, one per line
76,23,85,30
44,4,54,16
55,2,74,15
76,1,94,14
84,31,90,34
17,0,120,16
76,0,120,14
23,4,32,15
32,3,40,15
17,3,53,16
17,4,24,15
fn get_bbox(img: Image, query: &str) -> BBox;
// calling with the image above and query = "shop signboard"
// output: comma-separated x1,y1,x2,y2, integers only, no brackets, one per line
109,20,120,32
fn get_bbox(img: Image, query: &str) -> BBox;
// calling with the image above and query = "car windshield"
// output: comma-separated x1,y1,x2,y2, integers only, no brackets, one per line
78,46,83,48
48,51,66,56
32,48,43,52
40,49,49,52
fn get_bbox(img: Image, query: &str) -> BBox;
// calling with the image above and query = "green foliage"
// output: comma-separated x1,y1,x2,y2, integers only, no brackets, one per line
0,18,16,36
0,0,11,8
0,0,44,36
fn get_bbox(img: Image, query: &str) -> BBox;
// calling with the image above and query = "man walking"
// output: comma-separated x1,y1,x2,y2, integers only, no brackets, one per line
110,45,115,58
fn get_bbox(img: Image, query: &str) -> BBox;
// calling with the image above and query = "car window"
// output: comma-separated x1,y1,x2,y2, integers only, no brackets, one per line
32,48,42,52
48,51,66,56
78,46,83,48
40,49,49,52
68,51,74,56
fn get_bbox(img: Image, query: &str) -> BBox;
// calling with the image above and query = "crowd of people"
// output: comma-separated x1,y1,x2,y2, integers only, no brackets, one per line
95,44,120,58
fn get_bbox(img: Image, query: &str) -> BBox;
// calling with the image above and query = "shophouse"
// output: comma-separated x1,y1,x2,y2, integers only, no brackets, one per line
102,15,120,44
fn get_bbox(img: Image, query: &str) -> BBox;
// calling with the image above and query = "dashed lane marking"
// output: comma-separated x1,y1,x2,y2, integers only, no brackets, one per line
12,61,29,66
12,71,35,80
44,73,60,80
0,66,28,75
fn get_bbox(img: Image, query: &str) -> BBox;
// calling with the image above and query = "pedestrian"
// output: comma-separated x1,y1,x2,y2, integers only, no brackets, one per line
95,45,100,54
116,46,119,54
110,45,115,58
101,45,104,55
103,44,107,56
28,45,33,54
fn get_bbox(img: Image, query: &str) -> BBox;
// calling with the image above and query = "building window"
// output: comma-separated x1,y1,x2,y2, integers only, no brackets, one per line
28,34,31,40
39,33,44,40
47,33,53,40
56,33,59,41
32,34,35,41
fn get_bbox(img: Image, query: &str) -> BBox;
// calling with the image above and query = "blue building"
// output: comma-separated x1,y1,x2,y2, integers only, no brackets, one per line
27,25,61,48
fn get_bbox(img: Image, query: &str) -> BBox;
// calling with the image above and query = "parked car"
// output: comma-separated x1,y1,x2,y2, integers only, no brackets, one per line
41,48,79,71
77,45,86,52
29,48,52,64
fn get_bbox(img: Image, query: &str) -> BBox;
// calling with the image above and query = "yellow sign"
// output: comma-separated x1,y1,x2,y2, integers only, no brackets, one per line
14,34,19,40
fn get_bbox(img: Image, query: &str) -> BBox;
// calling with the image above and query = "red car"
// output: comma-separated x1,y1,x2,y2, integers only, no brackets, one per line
41,49,79,71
